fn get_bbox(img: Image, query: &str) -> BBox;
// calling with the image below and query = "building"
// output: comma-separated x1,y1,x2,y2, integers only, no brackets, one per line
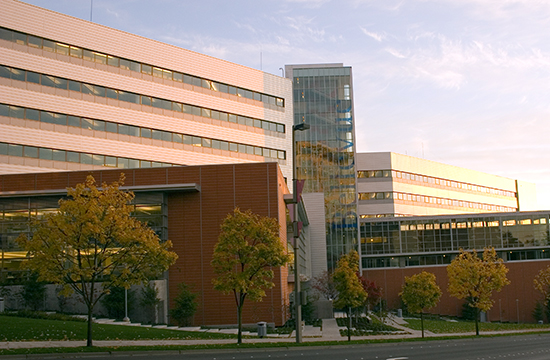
357,152,538,218
0,162,294,326
285,64,358,270
360,211,550,322
0,0,293,182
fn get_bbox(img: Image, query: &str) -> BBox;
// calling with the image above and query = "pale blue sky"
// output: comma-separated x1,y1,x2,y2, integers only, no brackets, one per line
23,0,550,208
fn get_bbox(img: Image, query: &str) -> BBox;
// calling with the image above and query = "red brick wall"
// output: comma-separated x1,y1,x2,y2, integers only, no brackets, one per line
0,163,291,326
362,259,550,322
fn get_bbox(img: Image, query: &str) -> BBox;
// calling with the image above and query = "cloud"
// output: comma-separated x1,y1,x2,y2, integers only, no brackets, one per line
360,27,385,42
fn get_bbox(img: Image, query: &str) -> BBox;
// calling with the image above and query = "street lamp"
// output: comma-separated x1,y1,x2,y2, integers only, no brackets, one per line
123,287,130,322
292,122,310,343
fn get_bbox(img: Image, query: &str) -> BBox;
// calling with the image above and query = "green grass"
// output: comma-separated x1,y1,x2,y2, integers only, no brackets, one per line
336,316,399,336
0,315,235,342
404,318,550,334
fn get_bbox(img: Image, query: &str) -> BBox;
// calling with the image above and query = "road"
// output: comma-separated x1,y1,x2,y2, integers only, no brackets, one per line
9,333,549,360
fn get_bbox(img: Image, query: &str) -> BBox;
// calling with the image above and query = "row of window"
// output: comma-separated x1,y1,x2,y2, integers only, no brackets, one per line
0,104,286,160
398,217,547,231
361,250,550,269
357,169,516,198
0,65,286,134
0,27,284,107
358,191,516,212
0,141,174,169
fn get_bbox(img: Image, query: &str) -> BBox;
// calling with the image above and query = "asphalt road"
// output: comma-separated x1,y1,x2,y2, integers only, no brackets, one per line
9,334,550,360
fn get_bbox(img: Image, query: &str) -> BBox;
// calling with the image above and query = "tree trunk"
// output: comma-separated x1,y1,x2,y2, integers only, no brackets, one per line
475,308,480,336
348,306,351,342
237,303,243,344
87,306,93,347
421,312,424,338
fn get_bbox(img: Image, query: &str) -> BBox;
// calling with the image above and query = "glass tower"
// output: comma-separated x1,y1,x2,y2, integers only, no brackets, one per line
285,64,358,270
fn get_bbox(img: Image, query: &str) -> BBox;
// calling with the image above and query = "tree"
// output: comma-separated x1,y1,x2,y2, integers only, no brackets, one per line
140,282,161,324
17,175,178,346
100,286,135,320
22,272,46,311
400,271,441,338
211,208,290,344
311,270,338,301
358,276,382,311
333,250,367,341
447,248,510,335
170,283,198,326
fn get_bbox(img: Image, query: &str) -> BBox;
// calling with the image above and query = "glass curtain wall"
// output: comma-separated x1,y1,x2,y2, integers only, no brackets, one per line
289,65,358,269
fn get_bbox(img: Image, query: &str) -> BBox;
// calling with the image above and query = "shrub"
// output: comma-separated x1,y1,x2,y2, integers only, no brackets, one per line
169,283,198,326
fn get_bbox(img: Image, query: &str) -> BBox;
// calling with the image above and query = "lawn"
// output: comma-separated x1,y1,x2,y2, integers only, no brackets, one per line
0,315,236,342
404,318,550,334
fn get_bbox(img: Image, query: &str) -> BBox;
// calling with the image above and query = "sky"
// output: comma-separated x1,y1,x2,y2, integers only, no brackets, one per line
22,0,550,209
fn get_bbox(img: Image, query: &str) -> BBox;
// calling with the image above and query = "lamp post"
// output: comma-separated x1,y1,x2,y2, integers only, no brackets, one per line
123,288,130,322
292,122,310,343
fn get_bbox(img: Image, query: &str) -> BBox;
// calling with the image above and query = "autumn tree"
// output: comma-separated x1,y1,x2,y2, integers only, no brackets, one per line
17,175,178,346
358,276,382,311
170,283,198,326
533,265,550,322
333,250,367,341
211,208,290,344
311,270,338,301
447,248,510,335
400,271,442,338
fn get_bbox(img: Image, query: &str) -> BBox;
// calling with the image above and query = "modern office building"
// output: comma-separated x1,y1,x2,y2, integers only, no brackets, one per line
285,64,358,270
357,152,538,218
0,0,293,182
0,162,295,326
360,211,550,322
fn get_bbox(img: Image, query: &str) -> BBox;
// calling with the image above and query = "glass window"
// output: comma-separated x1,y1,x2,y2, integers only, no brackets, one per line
92,154,104,165
55,77,67,89
0,65,10,79
173,102,183,112
25,108,39,121
107,55,119,67
105,156,117,167
246,145,254,155
0,142,7,155
117,157,129,168
219,112,228,122
192,136,201,146
140,160,151,168
262,121,270,130
237,88,245,97
40,112,55,124
81,118,94,130
24,146,38,158
262,148,270,157
141,64,152,75
82,49,94,61
63,151,77,162
254,92,261,101
93,85,105,97
202,79,211,89
70,46,82,58
68,80,81,92
228,86,237,95
118,90,140,104
43,39,55,52
162,131,171,142
127,125,139,137
141,128,152,138
229,143,238,152
93,120,105,131
105,122,117,133
152,130,162,140
278,151,285,159
128,159,139,168
255,147,262,156
173,72,183,82
183,135,192,145
68,116,80,127
39,148,52,160
10,68,26,81
277,124,284,133
80,153,93,164
173,133,183,143
106,88,118,99
162,70,172,80
219,84,228,93
141,96,152,106
219,141,229,151
56,43,69,55
93,52,107,64
9,106,24,119
52,149,66,162
228,114,237,123
201,108,210,118
53,113,67,125
153,67,163,78
27,71,40,84
270,149,278,158
202,138,211,148
0,28,13,41
82,83,94,94
8,144,23,157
